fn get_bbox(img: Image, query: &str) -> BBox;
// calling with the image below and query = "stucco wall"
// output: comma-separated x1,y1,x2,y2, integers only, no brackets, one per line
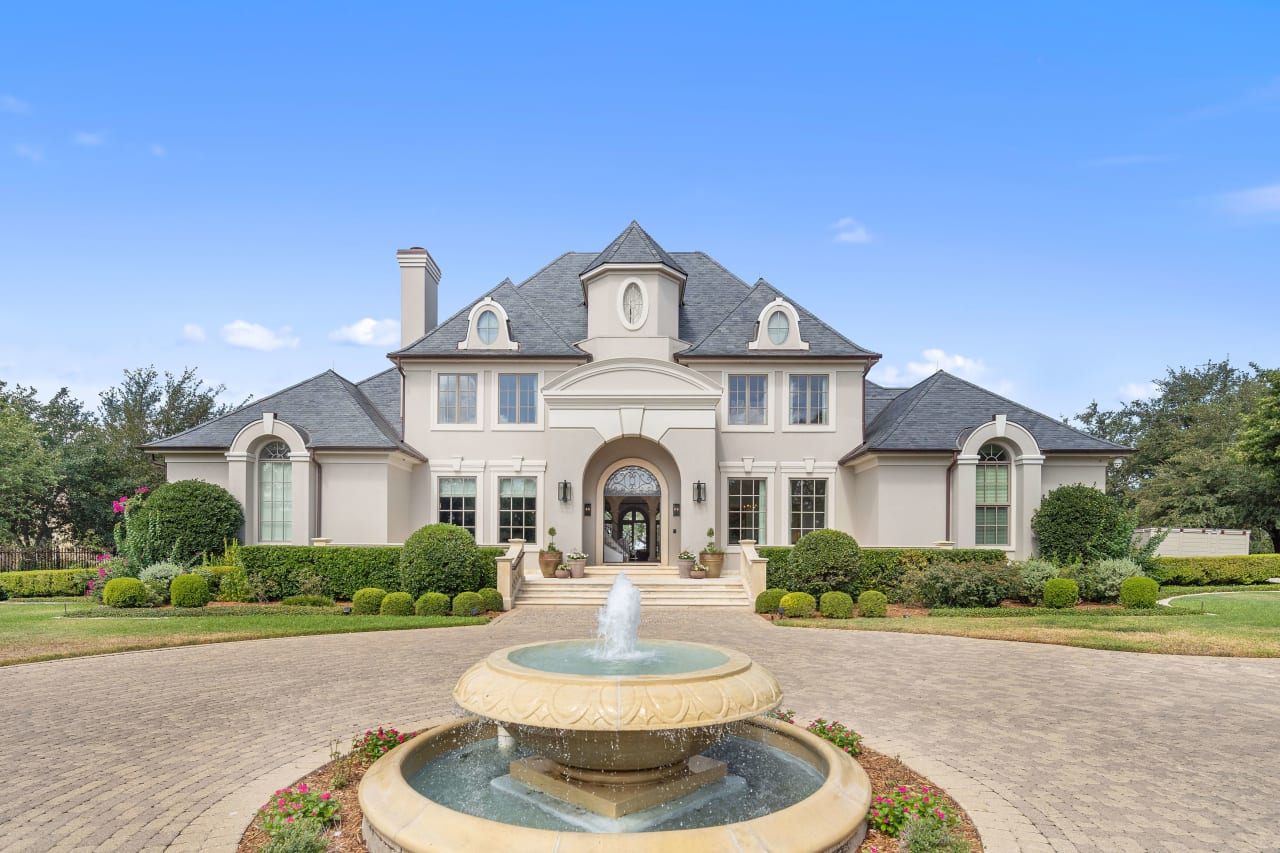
319,457,394,544
1041,457,1110,496
164,456,229,489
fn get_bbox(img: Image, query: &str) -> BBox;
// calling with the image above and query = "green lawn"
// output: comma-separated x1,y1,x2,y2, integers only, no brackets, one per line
779,587,1280,657
0,599,488,666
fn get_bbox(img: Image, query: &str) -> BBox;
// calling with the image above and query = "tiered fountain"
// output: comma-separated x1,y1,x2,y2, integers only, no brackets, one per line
360,575,871,851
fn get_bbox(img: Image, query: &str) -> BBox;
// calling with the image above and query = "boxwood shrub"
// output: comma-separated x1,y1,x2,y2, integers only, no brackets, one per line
1119,576,1159,609
103,577,148,608
780,530,861,598
779,591,817,618
1043,578,1079,609
820,591,854,618
754,588,788,614
1145,554,1280,586
126,479,244,565
762,545,1008,601
452,591,484,617
857,590,888,618
352,587,387,615
477,587,504,612
170,574,211,608
400,524,484,599
379,591,415,616
239,545,401,600
415,592,451,616
0,568,86,598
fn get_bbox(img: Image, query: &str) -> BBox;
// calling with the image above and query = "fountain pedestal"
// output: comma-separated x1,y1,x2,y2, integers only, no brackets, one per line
510,754,728,818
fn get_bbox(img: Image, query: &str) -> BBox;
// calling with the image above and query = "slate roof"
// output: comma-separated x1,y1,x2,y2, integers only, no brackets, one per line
392,222,878,360
844,371,1130,461
143,369,422,458
864,381,907,424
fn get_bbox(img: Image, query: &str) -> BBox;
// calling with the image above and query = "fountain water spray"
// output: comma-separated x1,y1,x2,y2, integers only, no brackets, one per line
593,573,650,661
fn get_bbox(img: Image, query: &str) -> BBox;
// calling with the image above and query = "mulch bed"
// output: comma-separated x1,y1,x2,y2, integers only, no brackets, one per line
237,730,982,853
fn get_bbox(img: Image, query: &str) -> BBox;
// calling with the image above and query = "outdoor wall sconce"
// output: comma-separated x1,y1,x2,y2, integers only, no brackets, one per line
583,502,592,517
693,481,707,503
672,503,681,517
558,480,572,503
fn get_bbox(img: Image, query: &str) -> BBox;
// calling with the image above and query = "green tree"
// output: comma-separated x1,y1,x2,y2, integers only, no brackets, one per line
1237,368,1280,549
0,406,60,545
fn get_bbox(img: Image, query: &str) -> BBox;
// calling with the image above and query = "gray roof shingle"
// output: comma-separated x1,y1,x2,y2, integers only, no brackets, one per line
143,369,422,458
582,220,686,276
864,381,907,424
845,370,1129,460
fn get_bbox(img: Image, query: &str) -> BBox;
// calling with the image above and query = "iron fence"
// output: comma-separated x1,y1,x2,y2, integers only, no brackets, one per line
0,546,108,572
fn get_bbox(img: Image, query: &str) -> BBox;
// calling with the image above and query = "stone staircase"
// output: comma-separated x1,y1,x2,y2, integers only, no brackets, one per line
514,564,751,607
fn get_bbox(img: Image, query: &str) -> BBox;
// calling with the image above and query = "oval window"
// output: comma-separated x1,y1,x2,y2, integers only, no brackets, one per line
622,282,645,326
767,311,789,345
477,310,499,345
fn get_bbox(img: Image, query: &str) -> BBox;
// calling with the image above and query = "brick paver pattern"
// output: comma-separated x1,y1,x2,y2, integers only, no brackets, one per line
2,607,1278,852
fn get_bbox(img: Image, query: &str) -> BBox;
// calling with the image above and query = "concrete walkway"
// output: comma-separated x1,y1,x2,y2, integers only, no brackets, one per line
1,608,1278,852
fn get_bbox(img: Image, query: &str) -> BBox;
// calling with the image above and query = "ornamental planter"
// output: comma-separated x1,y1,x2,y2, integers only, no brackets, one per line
699,552,724,579
689,568,707,579
554,567,571,579
568,559,587,578
676,558,695,578
538,550,562,578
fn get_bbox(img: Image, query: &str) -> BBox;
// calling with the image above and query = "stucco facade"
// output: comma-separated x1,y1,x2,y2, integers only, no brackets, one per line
146,222,1128,562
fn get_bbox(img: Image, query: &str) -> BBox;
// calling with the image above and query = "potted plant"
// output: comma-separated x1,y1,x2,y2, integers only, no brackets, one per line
689,562,707,580
699,528,724,578
566,550,587,578
539,527,562,578
676,550,696,578
554,563,571,579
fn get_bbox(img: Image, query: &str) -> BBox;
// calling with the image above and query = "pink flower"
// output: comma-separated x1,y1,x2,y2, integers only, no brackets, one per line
898,786,908,793
320,792,331,801
297,783,308,794
285,816,293,824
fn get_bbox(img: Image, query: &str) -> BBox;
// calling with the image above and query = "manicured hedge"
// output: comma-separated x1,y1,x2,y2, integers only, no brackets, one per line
761,545,1008,600
478,547,504,589
239,546,401,600
352,587,387,615
380,591,415,616
415,592,451,616
0,569,86,598
779,591,817,618
452,591,484,617
477,588,504,612
103,577,147,608
754,588,787,614
820,591,854,619
1145,555,1280,586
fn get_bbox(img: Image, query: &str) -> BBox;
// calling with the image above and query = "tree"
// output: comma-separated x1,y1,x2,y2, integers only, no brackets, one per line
1077,360,1280,551
1031,484,1135,564
0,406,59,545
1237,368,1280,549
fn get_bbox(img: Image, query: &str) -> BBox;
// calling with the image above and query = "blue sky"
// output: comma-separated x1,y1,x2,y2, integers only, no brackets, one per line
2,2,1278,421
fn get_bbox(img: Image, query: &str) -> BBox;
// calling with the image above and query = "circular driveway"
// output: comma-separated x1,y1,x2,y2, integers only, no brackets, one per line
2,608,1277,852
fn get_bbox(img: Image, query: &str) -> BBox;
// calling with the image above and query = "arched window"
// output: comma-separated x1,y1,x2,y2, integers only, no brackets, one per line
975,443,1009,546
258,440,292,542
767,311,789,345
476,310,499,345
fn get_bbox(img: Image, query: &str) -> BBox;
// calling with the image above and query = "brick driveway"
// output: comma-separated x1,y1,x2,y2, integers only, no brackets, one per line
1,607,1278,852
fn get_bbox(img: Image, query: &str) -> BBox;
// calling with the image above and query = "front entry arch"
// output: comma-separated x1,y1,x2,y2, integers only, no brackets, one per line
597,458,667,564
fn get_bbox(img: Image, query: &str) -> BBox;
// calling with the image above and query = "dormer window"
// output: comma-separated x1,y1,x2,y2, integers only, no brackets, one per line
621,281,646,329
767,311,790,345
476,310,499,345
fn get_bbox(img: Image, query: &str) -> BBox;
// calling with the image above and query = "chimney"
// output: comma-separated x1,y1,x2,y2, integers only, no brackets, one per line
396,246,442,347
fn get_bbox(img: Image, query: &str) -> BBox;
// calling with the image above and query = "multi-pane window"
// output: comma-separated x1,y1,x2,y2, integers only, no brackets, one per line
437,373,478,424
728,375,768,426
975,443,1010,545
498,373,538,425
788,375,829,425
727,478,768,544
476,310,499,344
438,477,477,537
499,477,537,543
767,311,789,345
258,441,292,542
789,479,827,543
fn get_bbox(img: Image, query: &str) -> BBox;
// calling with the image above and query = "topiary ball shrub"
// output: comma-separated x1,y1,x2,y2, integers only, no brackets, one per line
779,591,817,618
755,588,788,614
1066,558,1141,603
379,591,414,616
820,591,854,619
1031,484,1135,565
102,577,147,608
452,591,484,617
1119,576,1159,609
399,524,484,599
1043,578,1079,609
352,587,387,615
130,480,244,565
477,587,504,612
170,573,211,608
781,530,862,598
857,590,888,618
415,592,451,616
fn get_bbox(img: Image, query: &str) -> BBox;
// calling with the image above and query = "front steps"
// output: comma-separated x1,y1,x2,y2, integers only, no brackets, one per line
514,564,751,607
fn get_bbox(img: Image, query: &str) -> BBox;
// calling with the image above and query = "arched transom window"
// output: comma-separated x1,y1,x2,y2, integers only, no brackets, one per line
975,443,1009,546
476,309,499,345
767,310,790,345
604,465,661,497
258,440,292,543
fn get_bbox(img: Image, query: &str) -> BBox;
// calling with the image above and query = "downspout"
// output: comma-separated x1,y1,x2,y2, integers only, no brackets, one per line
313,453,322,539
944,451,958,542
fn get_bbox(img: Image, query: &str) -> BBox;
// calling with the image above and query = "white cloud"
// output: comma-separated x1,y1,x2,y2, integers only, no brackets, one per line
831,217,872,244
150,143,166,157
74,130,105,146
1219,182,1280,216
329,317,400,347
0,94,27,114
877,347,1014,394
182,323,206,343
14,143,43,163
221,320,300,351
1119,381,1159,401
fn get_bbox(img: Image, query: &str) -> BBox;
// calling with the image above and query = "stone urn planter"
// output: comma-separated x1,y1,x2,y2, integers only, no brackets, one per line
539,527,562,578
699,551,724,579
676,554,695,578
689,566,707,579
565,552,587,578
554,566,571,579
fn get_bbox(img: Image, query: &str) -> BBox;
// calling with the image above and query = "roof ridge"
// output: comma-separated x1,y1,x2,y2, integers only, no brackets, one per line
515,250,581,288
497,277,582,352
683,281,761,351
331,372,404,446
864,371,945,442
671,250,752,290
583,221,686,275
355,366,398,386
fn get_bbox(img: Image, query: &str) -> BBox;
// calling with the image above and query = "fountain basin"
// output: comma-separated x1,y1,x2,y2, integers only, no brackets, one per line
452,639,783,773
359,715,872,852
